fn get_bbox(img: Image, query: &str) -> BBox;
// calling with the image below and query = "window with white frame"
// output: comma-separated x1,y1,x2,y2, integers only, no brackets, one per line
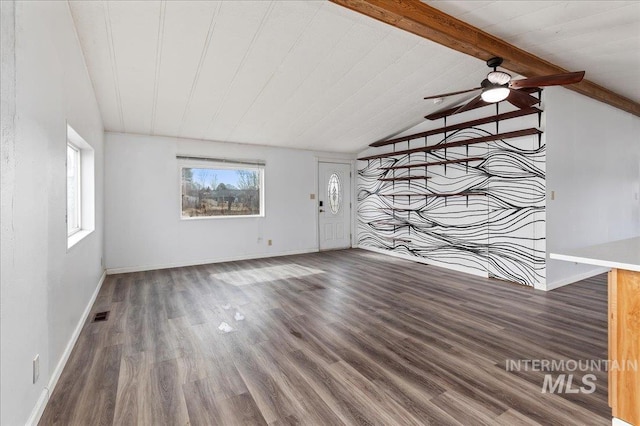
180,158,264,219
66,142,81,236
66,125,95,248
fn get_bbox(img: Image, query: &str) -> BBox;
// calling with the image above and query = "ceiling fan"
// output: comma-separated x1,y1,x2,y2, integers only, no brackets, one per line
424,57,585,119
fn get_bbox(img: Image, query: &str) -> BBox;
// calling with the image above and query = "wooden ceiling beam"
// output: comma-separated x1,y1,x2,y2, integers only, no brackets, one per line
330,0,640,117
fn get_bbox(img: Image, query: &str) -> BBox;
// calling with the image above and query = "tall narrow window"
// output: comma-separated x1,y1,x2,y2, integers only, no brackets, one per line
67,143,81,236
66,124,95,249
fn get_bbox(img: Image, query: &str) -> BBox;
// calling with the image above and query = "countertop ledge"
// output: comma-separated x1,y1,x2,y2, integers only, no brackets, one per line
550,236,640,273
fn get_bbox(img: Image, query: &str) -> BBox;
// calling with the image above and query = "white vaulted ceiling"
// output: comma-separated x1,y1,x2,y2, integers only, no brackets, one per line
69,1,486,152
69,1,640,153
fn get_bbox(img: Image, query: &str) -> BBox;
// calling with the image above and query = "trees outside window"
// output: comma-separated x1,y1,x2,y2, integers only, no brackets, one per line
181,167,263,218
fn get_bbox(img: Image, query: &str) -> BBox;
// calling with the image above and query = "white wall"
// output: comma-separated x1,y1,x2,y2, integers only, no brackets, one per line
0,2,105,424
545,87,640,289
105,132,354,272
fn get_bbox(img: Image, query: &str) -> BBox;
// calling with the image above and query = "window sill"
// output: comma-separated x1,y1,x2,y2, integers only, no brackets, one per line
67,229,93,250
181,214,265,221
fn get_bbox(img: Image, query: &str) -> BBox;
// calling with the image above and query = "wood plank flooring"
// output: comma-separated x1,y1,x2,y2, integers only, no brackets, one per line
39,249,610,425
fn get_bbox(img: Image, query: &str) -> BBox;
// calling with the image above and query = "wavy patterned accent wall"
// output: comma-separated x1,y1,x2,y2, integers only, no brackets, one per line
357,120,546,287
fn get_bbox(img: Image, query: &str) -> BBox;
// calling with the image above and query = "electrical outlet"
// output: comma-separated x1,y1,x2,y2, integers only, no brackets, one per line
33,354,39,384
268,239,272,246
551,190,555,201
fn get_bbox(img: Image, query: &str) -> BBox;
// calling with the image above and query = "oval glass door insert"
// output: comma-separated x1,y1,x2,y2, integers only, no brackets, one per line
328,173,342,214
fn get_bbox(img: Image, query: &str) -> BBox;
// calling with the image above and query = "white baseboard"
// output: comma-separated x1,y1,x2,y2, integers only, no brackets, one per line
25,389,48,426
356,245,489,279
612,418,632,426
26,270,106,426
545,266,609,291
533,280,547,291
106,248,319,275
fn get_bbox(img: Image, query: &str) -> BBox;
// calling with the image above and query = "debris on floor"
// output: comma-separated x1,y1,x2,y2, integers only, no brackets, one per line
218,322,233,333
221,303,231,310
234,311,245,321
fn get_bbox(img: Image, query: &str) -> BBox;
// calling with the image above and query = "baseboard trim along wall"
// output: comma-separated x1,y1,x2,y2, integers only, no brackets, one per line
25,389,48,426
106,248,320,275
26,270,107,426
546,266,610,291
357,245,489,279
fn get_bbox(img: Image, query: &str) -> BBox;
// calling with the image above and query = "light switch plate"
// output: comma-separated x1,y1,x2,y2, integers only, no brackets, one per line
33,354,39,384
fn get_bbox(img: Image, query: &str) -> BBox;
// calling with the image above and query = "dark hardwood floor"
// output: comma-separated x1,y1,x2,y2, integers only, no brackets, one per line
39,249,610,425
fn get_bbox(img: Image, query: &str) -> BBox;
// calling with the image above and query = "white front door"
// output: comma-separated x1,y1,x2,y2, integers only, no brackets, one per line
318,162,352,250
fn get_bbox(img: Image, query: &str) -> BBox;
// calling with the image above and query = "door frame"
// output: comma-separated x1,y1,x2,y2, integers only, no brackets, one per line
315,158,356,251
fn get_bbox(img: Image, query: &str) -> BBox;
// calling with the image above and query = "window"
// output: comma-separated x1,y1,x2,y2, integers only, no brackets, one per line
66,125,95,248
67,143,81,236
328,173,342,214
181,165,264,219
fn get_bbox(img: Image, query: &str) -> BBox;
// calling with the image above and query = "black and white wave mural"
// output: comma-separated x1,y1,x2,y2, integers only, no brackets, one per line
358,122,545,287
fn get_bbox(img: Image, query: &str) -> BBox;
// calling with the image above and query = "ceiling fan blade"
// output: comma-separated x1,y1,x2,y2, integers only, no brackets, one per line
424,87,481,100
507,89,541,109
453,94,486,115
425,95,489,120
509,71,585,89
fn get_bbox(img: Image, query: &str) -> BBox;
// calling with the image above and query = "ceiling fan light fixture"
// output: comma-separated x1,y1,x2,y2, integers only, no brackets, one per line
487,70,511,85
481,87,510,103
